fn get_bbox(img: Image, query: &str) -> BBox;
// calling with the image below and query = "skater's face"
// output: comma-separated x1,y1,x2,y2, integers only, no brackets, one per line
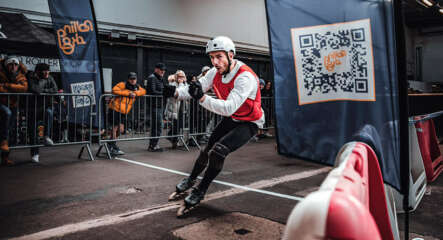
209,51,233,75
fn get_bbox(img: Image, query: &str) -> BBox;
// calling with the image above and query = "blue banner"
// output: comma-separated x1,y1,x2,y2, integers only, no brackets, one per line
48,0,102,126
266,0,402,191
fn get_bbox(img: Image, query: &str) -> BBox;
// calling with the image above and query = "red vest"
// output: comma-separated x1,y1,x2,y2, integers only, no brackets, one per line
212,65,263,121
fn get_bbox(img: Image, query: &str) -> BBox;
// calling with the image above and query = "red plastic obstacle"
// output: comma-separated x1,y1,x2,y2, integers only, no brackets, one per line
326,142,380,240
414,117,443,182
327,142,394,240
282,142,396,240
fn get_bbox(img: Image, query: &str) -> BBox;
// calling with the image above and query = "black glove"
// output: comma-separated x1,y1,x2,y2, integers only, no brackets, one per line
163,84,176,98
188,81,204,100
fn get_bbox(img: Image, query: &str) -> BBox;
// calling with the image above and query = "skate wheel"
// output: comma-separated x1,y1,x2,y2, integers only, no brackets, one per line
168,192,178,201
177,204,187,217
168,191,188,201
177,203,195,218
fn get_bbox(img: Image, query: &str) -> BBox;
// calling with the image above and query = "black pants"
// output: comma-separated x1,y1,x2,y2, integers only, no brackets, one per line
205,117,258,152
189,117,258,193
149,107,163,147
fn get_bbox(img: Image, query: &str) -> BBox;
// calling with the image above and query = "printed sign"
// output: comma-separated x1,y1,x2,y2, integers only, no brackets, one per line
48,0,103,126
266,0,402,191
70,81,96,108
291,19,375,105
0,54,60,72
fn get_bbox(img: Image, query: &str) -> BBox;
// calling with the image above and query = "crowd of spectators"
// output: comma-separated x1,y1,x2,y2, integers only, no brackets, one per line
0,55,66,165
0,55,274,163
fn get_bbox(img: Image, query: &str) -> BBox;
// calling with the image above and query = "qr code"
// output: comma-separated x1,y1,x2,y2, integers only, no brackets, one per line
70,81,96,108
291,19,375,105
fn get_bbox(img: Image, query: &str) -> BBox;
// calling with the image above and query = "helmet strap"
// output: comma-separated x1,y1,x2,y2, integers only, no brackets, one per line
222,52,231,77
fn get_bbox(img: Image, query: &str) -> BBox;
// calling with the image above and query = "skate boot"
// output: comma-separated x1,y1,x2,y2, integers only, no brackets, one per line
168,177,196,201
177,188,205,218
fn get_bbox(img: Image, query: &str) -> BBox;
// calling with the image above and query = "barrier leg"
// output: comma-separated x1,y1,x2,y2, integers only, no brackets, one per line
178,136,190,152
96,144,104,157
78,146,84,159
86,144,94,161
189,136,201,150
78,144,94,161
104,143,112,159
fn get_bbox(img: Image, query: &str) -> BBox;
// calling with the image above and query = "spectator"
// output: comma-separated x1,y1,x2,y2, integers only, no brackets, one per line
107,72,146,155
197,66,210,80
145,62,166,152
255,78,267,140
27,63,57,163
167,74,175,84
259,78,265,92
0,56,28,166
165,70,187,148
262,81,273,97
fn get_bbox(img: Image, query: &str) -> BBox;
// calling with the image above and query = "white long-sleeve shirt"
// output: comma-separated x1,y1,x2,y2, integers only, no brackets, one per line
176,60,265,128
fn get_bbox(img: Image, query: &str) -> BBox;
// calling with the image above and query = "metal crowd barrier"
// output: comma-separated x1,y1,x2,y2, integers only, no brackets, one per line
187,98,220,149
96,94,188,159
95,94,277,158
0,93,94,160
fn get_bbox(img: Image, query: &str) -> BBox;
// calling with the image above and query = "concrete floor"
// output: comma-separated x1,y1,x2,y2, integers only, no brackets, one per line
0,137,442,240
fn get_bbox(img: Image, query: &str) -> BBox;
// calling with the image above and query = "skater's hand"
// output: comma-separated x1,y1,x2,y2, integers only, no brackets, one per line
129,92,136,98
188,81,204,101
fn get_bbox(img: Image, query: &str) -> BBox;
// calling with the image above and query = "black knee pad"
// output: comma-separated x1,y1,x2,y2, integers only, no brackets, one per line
208,143,230,171
195,149,209,166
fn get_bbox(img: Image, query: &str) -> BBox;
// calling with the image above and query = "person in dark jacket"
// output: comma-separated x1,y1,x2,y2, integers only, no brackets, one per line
145,62,167,152
27,63,57,163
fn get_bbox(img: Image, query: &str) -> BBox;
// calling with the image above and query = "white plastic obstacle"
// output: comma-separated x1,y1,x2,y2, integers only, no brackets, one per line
393,120,427,213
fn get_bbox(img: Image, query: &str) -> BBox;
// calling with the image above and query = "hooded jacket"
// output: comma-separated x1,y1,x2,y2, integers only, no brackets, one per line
108,81,146,114
0,59,29,107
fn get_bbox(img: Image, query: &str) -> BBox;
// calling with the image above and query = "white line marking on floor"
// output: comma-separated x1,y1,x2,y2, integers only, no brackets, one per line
10,158,330,240
116,157,329,201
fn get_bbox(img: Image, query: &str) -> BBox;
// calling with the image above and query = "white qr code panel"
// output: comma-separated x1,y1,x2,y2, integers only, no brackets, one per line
291,19,375,105
70,81,96,108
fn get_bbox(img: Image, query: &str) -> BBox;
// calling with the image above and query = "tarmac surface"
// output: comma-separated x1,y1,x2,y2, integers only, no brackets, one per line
0,137,442,240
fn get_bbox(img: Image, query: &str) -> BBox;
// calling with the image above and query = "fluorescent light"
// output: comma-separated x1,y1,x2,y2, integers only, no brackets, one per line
111,30,120,39
128,33,136,40
422,0,434,7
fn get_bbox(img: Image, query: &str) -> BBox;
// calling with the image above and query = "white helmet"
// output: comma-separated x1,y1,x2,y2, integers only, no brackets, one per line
206,36,236,55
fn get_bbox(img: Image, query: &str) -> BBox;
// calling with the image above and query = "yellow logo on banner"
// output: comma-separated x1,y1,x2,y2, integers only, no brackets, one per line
56,20,94,55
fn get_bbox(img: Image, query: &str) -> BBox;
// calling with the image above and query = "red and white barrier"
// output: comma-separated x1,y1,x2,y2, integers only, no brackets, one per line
283,142,398,240
414,117,443,182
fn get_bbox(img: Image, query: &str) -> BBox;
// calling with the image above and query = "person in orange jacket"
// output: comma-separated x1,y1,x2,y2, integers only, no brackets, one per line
0,56,28,166
107,72,146,155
